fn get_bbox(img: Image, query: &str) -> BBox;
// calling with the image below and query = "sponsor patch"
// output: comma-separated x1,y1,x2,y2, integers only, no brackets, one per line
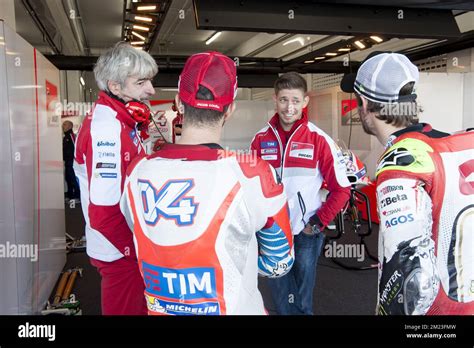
289,142,314,160
97,140,116,147
261,141,278,149
380,185,404,196
261,148,278,154
142,262,217,301
95,172,117,179
96,162,116,169
145,295,220,316
382,206,411,217
379,193,408,208
384,213,414,228
98,152,115,158
261,155,278,161
377,147,414,172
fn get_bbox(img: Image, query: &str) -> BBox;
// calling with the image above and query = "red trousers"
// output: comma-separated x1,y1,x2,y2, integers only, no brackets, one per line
90,256,147,315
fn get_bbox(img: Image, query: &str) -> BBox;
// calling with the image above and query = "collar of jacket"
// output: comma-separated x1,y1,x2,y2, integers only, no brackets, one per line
97,91,137,128
268,110,308,133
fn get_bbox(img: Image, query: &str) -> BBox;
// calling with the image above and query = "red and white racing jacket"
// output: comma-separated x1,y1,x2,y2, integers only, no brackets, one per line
74,92,146,262
376,123,474,315
250,113,351,234
120,144,294,315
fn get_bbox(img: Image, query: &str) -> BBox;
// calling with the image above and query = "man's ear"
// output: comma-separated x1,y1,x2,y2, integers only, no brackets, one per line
303,95,310,109
107,81,121,96
360,96,369,112
174,94,184,114
223,102,236,124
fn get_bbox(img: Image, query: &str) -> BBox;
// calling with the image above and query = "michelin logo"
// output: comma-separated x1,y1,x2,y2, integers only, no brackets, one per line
146,296,220,315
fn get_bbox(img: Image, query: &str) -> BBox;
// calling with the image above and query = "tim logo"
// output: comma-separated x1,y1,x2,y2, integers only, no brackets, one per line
138,179,198,226
142,262,217,300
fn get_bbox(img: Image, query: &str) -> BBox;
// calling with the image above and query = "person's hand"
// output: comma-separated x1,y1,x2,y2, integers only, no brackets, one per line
302,223,322,236
302,224,314,236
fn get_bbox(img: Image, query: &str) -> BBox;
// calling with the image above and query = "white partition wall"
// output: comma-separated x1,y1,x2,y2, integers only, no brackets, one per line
0,20,66,314
221,100,274,150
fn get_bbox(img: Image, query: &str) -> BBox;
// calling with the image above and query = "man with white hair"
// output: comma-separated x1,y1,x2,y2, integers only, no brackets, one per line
341,52,474,315
74,42,158,315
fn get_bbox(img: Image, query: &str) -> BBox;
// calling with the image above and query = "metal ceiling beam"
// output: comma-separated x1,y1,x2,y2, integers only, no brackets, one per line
283,37,367,66
44,30,474,88
153,72,279,88
193,0,461,39
21,0,61,54
402,30,474,62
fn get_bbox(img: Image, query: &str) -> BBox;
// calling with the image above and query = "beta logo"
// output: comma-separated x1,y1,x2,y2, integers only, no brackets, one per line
142,262,217,300
380,193,408,208
385,213,414,228
138,179,198,226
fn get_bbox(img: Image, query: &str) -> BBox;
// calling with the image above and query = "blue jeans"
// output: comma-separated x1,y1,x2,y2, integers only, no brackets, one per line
268,231,325,315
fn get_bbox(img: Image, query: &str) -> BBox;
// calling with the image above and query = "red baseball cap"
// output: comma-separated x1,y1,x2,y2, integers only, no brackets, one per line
178,51,237,112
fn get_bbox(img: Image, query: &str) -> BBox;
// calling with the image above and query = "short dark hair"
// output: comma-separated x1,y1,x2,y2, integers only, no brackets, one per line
274,72,307,94
356,82,421,128
182,85,229,127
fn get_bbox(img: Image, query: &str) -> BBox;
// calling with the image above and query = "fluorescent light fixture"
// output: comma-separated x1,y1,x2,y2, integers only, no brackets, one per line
133,25,150,32
80,77,85,86
304,60,314,64
283,37,305,47
370,36,383,43
131,31,146,40
325,52,337,56
12,85,42,89
314,57,325,60
338,48,351,52
205,32,221,45
354,40,366,49
131,41,145,45
135,15,153,22
137,5,157,11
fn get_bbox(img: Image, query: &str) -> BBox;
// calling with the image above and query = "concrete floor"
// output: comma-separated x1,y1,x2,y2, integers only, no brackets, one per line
56,201,379,315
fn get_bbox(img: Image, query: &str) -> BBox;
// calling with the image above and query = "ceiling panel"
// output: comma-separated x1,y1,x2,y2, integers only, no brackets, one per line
77,0,123,50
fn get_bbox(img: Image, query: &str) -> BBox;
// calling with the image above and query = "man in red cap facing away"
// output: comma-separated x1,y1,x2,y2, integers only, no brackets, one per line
120,51,294,315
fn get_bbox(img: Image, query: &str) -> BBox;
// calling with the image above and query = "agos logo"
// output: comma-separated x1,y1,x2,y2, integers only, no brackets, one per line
385,214,414,228
97,141,116,147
